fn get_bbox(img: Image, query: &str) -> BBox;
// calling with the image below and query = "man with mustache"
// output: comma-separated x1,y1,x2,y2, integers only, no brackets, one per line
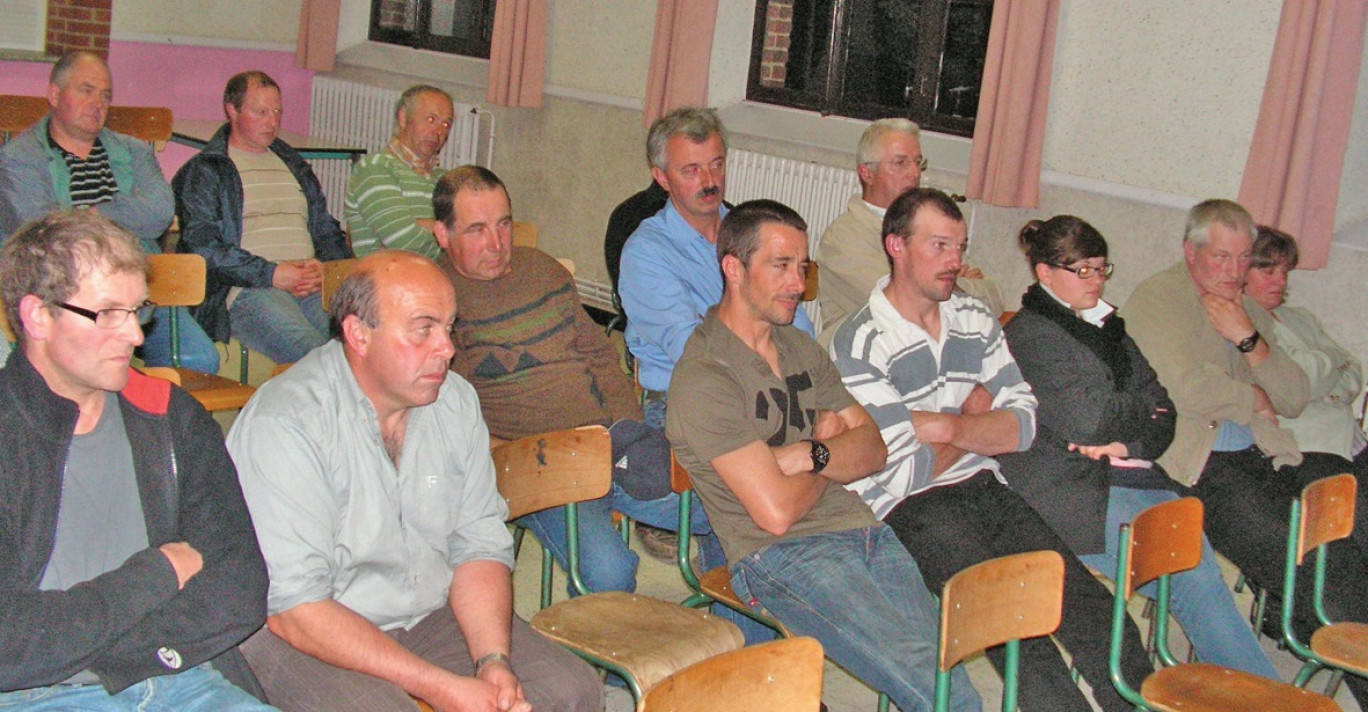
0,51,219,375
345,85,455,260
619,107,815,434
228,250,601,712
829,188,1155,711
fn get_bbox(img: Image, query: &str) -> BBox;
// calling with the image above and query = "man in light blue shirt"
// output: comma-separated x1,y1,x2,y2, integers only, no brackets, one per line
619,107,813,429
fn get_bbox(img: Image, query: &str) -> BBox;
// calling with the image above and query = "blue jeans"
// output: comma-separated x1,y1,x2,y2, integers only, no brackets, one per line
139,306,220,375
0,664,276,711
228,289,329,364
642,391,667,431
731,525,980,712
1076,486,1281,680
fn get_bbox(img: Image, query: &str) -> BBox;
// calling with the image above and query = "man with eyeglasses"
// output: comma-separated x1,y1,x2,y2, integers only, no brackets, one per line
829,188,1156,712
1122,198,1368,707
345,85,455,260
815,118,1001,346
0,51,220,375
0,210,273,710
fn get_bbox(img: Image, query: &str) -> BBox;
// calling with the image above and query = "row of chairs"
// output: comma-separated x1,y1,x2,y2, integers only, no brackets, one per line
500,425,1366,710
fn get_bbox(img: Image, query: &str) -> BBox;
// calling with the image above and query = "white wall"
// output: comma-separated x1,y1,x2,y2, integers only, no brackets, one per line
112,0,302,48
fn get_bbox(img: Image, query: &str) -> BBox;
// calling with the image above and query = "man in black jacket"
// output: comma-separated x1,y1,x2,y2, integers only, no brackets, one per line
173,70,352,365
0,210,273,710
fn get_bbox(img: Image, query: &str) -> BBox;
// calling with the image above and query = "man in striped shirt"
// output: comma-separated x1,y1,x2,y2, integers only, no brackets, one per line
829,188,1153,712
345,85,455,260
0,51,219,374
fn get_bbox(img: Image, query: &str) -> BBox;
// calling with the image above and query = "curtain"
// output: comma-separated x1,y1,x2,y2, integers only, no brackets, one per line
487,0,549,108
965,0,1060,208
642,0,719,126
295,0,340,72
1238,0,1366,270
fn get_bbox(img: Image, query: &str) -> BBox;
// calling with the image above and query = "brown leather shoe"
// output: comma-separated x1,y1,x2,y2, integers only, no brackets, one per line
634,522,678,563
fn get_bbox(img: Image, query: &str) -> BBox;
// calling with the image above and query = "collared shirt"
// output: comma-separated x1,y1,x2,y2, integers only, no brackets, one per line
386,137,439,179
620,201,815,392
228,341,513,631
830,278,1037,519
344,145,442,260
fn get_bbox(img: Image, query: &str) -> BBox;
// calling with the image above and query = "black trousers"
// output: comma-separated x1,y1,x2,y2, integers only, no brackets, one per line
885,472,1154,712
1195,447,1368,703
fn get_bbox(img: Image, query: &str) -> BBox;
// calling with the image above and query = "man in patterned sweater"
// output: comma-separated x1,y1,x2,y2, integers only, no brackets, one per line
829,188,1153,712
433,165,721,596
345,85,455,260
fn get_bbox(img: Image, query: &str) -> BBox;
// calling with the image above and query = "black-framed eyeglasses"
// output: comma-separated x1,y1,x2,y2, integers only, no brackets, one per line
52,300,157,329
1054,263,1114,280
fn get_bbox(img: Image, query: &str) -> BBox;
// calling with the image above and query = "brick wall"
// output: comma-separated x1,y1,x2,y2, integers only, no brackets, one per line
760,0,793,89
46,0,112,57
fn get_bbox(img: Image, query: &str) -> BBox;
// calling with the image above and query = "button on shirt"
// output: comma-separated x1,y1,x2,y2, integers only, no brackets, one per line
620,201,816,392
228,340,514,631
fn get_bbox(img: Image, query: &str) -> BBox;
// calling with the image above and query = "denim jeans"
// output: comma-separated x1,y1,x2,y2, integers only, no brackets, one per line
1076,486,1281,680
730,525,980,712
0,664,276,711
139,306,220,375
228,288,329,364
642,391,667,431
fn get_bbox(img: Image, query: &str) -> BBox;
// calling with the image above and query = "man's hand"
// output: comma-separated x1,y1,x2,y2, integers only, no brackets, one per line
1252,385,1278,425
477,661,529,712
961,384,993,416
958,264,984,280
419,671,528,712
812,409,850,440
158,542,203,590
272,259,325,297
910,410,958,445
1200,294,1256,345
1069,441,1128,461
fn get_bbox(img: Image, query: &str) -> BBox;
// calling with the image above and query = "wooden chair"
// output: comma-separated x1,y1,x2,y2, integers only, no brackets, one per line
321,258,359,312
511,221,538,248
1280,473,1368,691
936,550,1064,711
670,456,893,712
1109,497,1338,711
802,261,819,302
0,302,14,344
496,427,744,710
641,636,824,712
145,254,257,411
104,105,173,150
0,95,47,144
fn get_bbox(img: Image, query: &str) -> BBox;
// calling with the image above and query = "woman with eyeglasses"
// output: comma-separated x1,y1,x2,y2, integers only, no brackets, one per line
998,215,1281,679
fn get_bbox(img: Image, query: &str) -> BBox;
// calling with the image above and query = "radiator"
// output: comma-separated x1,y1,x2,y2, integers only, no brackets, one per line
725,149,861,253
307,76,494,223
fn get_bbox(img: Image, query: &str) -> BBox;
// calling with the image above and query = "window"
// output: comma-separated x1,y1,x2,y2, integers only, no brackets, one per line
0,0,45,52
748,0,993,138
369,0,496,59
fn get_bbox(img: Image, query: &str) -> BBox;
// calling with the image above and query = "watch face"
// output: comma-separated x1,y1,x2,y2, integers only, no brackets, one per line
810,439,831,472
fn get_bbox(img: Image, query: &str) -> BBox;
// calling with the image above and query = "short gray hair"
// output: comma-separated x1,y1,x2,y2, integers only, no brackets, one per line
1185,199,1255,247
646,107,726,172
49,51,107,89
328,268,380,340
394,84,452,127
857,118,920,167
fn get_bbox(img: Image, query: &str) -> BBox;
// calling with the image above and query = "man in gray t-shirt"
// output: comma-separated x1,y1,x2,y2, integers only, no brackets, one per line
666,200,980,712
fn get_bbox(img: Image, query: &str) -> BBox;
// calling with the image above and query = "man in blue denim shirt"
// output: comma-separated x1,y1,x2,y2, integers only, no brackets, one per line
619,107,813,431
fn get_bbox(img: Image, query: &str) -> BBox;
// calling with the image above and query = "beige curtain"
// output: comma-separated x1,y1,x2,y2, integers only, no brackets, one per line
487,0,548,108
1238,0,1366,270
965,0,1060,208
642,0,719,126
296,0,340,72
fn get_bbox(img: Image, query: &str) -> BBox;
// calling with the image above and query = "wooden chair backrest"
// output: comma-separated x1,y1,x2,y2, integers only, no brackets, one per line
1123,497,1204,598
138,366,183,385
641,636,824,711
669,451,691,495
938,550,1064,670
1297,473,1357,564
0,95,48,143
0,96,171,150
321,258,359,312
0,299,15,344
512,221,538,249
802,261,819,302
492,426,612,520
146,254,207,308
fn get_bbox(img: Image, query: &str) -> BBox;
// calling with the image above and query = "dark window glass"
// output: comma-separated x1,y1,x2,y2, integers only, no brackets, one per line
748,0,993,137
369,0,496,59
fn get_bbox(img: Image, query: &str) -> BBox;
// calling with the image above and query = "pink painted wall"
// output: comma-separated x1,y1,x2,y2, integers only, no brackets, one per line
0,40,316,177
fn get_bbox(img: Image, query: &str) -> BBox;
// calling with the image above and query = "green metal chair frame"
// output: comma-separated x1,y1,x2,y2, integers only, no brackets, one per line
934,550,1064,712
671,459,893,712
1109,497,1338,711
1280,473,1368,691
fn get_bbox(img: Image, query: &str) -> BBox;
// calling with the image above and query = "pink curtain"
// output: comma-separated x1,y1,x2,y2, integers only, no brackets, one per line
642,0,719,126
487,0,548,108
295,0,339,72
965,0,1060,208
1238,0,1366,270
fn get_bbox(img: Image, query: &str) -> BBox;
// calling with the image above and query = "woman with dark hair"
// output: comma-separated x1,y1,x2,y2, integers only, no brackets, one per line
999,215,1280,678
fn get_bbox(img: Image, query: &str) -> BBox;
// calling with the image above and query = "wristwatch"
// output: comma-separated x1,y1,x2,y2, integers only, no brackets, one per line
804,438,830,474
1236,330,1261,354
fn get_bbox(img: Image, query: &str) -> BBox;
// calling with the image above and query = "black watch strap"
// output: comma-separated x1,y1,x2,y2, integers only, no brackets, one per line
1236,330,1261,354
805,438,830,474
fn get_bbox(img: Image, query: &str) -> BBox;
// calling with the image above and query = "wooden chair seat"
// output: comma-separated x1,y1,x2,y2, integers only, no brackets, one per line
173,369,256,410
530,591,744,697
1310,621,1368,675
1139,662,1338,712
696,566,794,637
641,637,824,712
